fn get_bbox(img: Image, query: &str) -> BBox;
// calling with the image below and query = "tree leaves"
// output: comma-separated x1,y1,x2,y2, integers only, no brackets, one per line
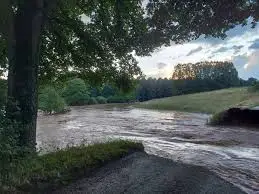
2,0,259,86
146,0,256,43
38,86,66,114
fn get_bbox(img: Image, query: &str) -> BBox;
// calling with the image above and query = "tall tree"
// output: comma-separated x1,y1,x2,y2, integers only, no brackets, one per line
136,78,173,101
0,0,50,149
0,0,176,150
1,0,259,150
172,61,239,86
171,61,240,95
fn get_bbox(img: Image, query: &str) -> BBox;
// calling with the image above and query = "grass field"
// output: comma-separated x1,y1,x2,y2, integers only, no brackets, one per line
136,87,259,114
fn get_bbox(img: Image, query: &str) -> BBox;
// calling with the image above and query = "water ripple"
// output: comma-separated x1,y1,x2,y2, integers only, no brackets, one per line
37,105,259,193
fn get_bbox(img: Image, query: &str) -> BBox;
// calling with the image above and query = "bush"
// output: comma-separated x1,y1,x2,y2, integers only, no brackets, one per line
108,95,135,103
96,96,107,104
0,115,30,187
88,97,98,105
209,108,259,126
108,95,126,103
101,85,116,98
39,87,67,114
208,111,226,125
248,81,259,93
62,78,90,106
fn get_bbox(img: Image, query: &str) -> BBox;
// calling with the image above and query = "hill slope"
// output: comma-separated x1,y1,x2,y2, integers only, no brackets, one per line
136,87,259,114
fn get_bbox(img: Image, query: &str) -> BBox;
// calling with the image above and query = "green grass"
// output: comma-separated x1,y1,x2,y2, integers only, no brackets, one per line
136,87,259,114
1,140,144,193
209,111,228,125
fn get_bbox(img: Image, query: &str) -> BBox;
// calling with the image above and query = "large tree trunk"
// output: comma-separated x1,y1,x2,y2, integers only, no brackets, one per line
0,0,15,99
6,0,45,150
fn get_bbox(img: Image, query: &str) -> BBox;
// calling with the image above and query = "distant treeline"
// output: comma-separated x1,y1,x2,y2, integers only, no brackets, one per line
0,62,257,108
136,61,258,102
136,78,173,102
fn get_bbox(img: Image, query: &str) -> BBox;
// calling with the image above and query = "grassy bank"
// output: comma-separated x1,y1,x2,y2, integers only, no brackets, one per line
136,87,259,114
0,140,144,193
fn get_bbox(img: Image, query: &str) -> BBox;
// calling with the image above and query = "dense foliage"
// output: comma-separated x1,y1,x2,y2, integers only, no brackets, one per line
88,97,98,105
171,61,240,95
136,78,173,102
135,62,258,101
90,83,135,103
36,78,138,109
172,61,239,84
146,0,259,44
62,78,90,106
248,81,259,93
100,85,116,98
0,114,30,186
38,78,133,107
108,95,135,103
38,87,67,114
96,96,107,104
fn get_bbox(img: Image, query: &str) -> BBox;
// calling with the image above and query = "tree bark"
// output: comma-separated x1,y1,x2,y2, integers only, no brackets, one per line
6,0,45,150
3,0,15,99
0,0,15,99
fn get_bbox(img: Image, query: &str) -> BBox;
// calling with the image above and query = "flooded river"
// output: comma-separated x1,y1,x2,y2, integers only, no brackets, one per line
37,104,259,193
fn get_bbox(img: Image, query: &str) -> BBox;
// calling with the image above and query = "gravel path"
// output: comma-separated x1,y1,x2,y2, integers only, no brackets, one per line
52,152,245,194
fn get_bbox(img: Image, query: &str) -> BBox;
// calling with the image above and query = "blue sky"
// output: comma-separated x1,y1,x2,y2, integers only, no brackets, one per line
136,23,259,80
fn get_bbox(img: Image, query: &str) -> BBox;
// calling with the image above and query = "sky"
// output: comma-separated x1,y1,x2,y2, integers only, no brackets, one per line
135,23,259,80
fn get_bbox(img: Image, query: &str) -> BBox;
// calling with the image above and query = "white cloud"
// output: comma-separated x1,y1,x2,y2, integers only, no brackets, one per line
244,63,249,69
245,50,259,70
137,23,259,79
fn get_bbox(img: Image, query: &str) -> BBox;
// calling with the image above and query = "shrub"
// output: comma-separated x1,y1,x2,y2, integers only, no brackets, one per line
108,95,125,103
208,111,226,125
108,95,135,103
248,81,259,93
88,97,98,105
39,87,67,114
0,115,30,187
101,85,116,98
96,96,107,104
62,78,90,106
209,108,259,126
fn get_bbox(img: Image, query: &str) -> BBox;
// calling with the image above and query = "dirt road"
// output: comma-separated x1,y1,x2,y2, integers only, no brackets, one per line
53,152,245,194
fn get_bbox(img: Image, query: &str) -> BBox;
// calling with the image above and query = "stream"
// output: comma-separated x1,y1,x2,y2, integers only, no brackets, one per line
37,104,259,193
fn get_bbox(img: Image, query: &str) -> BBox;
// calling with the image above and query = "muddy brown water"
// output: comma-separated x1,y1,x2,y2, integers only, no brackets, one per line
37,104,259,194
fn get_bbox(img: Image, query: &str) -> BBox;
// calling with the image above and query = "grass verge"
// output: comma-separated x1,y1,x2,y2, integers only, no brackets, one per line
1,140,144,193
136,87,259,114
